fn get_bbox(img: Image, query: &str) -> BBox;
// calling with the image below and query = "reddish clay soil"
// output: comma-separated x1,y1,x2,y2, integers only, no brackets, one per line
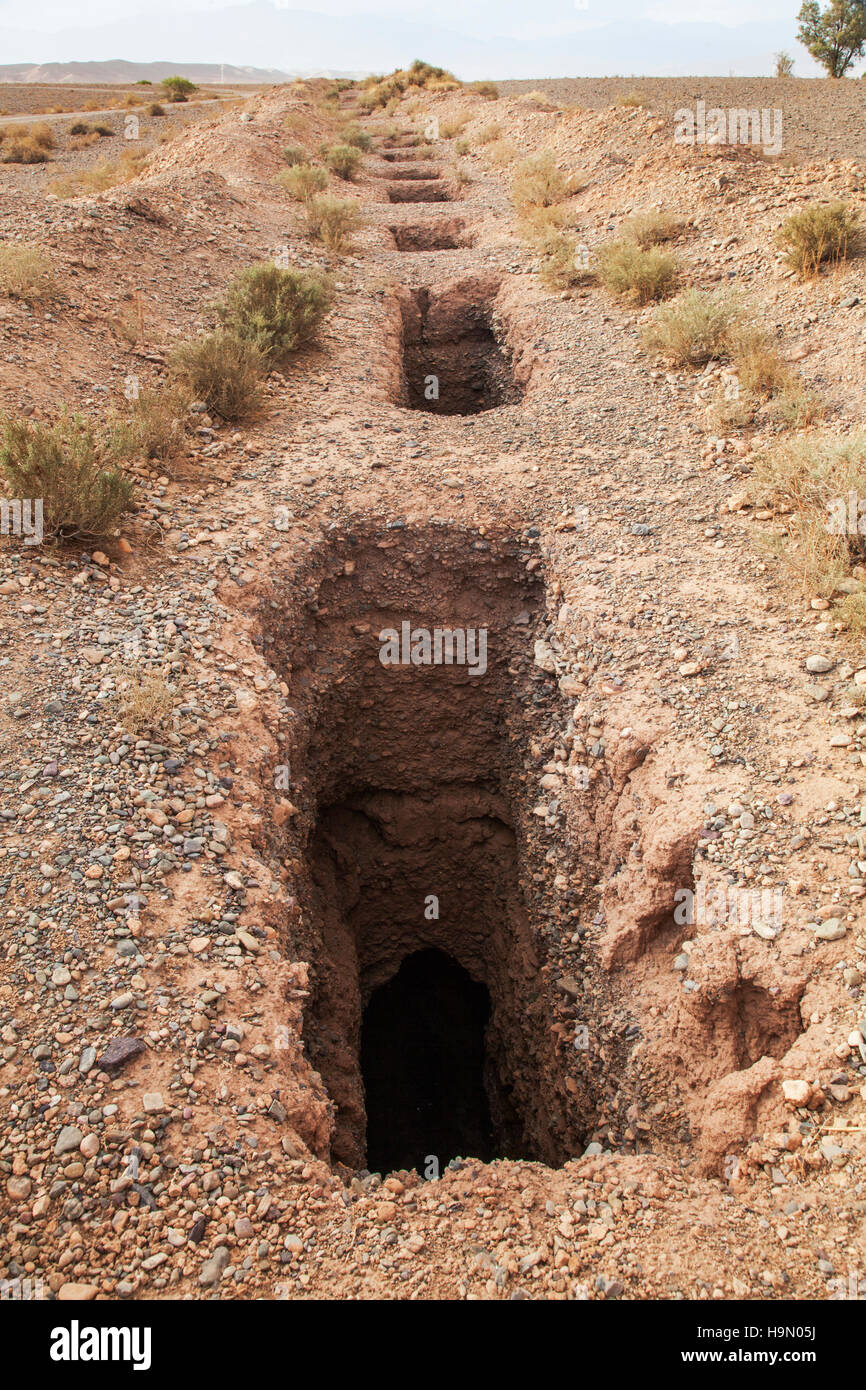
0,79,865,1302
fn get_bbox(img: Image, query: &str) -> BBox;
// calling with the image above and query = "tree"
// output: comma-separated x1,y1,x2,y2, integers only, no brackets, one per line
797,0,866,77
161,75,198,102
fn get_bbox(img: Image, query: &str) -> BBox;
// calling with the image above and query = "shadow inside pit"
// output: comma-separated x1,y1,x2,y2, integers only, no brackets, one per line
361,947,494,1173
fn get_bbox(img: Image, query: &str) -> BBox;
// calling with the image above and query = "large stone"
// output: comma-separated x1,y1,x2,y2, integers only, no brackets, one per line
54,1125,83,1157
97,1037,146,1073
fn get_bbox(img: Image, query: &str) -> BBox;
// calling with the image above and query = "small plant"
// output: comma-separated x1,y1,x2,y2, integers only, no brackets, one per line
726,323,794,398
282,144,307,166
111,663,177,735
596,239,678,304
616,90,644,107
749,428,866,595
477,121,502,144
512,152,572,209
339,124,372,150
0,242,54,300
538,232,593,292
621,209,685,248
0,121,54,164
149,102,166,117
275,163,328,201
324,143,362,180
774,50,795,76
454,137,470,155
470,81,499,99
69,121,90,135
518,90,556,110
487,139,518,167
0,413,134,539
305,195,363,252
169,331,265,421
122,381,194,464
640,288,738,361
776,202,860,276
161,75,198,103
215,262,333,358
440,115,469,139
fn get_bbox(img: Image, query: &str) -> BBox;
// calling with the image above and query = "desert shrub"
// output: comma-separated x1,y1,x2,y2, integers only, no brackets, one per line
122,382,194,463
0,413,134,539
777,202,860,277
0,242,54,300
111,662,177,735
470,81,499,99
47,149,149,196
640,288,738,361
477,121,502,144
1,123,53,164
440,115,469,138
749,430,866,597
519,203,576,242
767,380,825,428
93,123,113,136
69,121,90,135
148,103,166,117
215,262,333,358
616,90,644,107
512,152,571,209
162,75,197,103
774,50,795,77
596,239,678,304
305,195,362,252
275,163,328,201
726,324,794,398
282,144,307,166
487,139,518,167
454,137,470,155
621,209,685,248
324,143,362,180
518,90,555,110
169,331,265,421
538,232,593,292
340,124,372,150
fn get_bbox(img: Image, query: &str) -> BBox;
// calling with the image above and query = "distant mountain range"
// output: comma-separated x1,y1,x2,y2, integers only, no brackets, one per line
0,59,363,85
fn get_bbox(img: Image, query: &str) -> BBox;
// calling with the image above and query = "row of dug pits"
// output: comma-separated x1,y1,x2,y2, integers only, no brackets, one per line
253,526,808,1180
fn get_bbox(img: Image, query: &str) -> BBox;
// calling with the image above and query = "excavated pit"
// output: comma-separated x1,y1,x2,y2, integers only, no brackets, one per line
387,182,452,203
389,219,474,251
396,277,522,415
260,525,621,1174
258,525,806,1179
385,165,442,180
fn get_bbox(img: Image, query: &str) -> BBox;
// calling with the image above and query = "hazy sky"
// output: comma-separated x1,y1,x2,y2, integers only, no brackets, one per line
0,0,842,77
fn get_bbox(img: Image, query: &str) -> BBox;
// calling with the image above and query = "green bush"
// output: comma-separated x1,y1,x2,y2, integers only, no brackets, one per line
215,262,333,358
596,239,677,303
640,289,739,363
275,163,328,201
777,202,860,277
0,413,134,539
339,125,372,150
169,331,265,421
324,143,362,180
305,195,363,252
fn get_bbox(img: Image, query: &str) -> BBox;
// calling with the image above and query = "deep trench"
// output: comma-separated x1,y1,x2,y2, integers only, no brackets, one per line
387,181,452,203
397,278,522,415
260,526,808,1177
390,219,474,251
263,528,598,1175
